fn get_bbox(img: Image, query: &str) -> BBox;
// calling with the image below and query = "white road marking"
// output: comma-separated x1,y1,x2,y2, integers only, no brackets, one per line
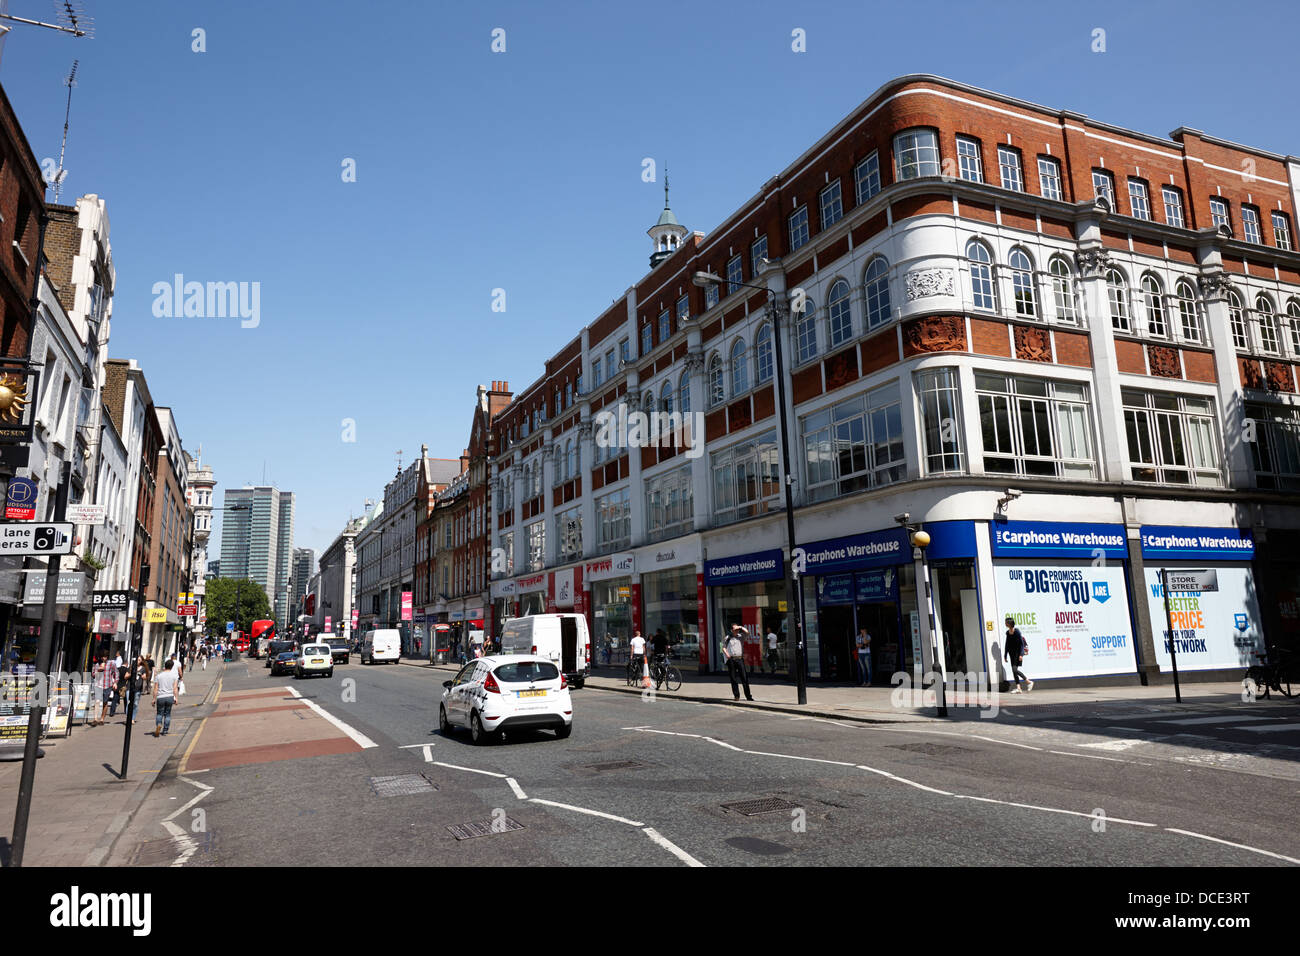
1162,714,1283,726
285,686,377,748
506,777,527,800
1164,828,1300,865
1046,750,1126,762
703,736,743,751
955,795,1155,826
745,750,858,767
431,761,508,779
643,827,705,867
1078,739,1146,752
398,743,435,747
1236,723,1300,734
164,775,213,822
856,765,953,795
160,775,214,866
528,798,644,827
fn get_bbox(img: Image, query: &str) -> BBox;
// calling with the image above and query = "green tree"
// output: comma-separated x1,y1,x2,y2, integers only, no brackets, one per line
203,577,271,637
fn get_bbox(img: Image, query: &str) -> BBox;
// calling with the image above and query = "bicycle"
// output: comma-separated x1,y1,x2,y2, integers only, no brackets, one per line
649,654,682,692
626,655,646,687
1243,645,1296,700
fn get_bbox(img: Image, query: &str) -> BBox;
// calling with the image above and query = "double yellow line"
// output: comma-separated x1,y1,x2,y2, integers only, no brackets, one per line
178,676,222,774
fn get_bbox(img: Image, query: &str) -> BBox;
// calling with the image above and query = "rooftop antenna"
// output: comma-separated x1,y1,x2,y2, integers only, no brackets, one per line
395,449,403,473
0,2,95,64
51,58,76,203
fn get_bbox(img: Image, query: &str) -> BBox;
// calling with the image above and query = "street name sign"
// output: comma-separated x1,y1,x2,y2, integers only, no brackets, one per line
1164,569,1219,593
0,522,73,555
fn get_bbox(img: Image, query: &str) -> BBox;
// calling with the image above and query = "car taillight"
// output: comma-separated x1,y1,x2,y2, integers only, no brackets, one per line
560,674,567,689
531,645,537,654
483,672,501,694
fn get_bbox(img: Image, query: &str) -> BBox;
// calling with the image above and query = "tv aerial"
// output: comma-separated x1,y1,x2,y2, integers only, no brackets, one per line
51,58,76,202
0,2,93,69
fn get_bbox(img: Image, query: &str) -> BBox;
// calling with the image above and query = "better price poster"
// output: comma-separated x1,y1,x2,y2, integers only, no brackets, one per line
993,564,1137,678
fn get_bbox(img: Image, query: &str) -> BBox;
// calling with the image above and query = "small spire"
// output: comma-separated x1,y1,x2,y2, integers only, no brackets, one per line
664,167,670,210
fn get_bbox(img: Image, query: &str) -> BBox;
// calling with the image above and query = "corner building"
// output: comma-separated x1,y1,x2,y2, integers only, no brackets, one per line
488,74,1300,687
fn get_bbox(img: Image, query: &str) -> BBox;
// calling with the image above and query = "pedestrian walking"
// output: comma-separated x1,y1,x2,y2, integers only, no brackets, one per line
1003,616,1032,693
91,656,115,726
201,647,208,670
722,624,754,701
153,658,180,736
144,656,155,696
111,661,129,718
765,628,780,674
127,657,144,722
855,627,873,686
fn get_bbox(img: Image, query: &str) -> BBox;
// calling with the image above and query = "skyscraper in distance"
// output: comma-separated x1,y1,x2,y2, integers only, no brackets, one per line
219,486,295,627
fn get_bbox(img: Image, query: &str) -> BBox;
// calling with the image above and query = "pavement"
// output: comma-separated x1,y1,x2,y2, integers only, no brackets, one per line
0,658,222,867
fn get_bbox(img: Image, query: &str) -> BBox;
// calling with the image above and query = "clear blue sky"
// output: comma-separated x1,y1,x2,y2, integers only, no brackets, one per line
1,0,1296,560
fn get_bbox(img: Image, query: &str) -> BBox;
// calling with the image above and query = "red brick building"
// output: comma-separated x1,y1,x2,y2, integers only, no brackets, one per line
485,74,1300,686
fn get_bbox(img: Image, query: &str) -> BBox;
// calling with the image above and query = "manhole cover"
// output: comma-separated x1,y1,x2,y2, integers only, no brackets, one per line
888,742,973,756
447,817,526,840
720,797,802,816
586,760,645,771
726,836,793,856
370,773,437,797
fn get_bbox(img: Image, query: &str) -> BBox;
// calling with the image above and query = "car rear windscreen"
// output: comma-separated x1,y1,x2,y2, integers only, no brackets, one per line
305,646,330,654
493,661,560,683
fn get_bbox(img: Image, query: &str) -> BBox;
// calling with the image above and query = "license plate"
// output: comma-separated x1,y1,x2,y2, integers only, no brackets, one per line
518,689,546,698
312,659,326,664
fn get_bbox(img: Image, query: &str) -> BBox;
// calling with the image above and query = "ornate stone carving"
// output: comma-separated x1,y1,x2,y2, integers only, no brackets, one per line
1013,325,1052,362
903,316,966,354
576,421,593,441
905,269,954,301
1198,272,1232,301
1264,361,1296,393
624,392,641,412
683,350,705,373
1075,248,1113,278
1147,345,1181,378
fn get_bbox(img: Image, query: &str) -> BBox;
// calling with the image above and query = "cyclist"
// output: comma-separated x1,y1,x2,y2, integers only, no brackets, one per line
628,629,647,684
651,629,669,662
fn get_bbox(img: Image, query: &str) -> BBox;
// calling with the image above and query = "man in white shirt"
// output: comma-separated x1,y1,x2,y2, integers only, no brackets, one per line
722,625,754,701
628,630,647,682
152,659,180,737
765,629,779,674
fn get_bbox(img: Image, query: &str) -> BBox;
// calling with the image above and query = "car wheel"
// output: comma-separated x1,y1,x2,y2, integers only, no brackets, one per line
470,711,493,746
556,723,572,740
327,670,334,678
439,705,451,735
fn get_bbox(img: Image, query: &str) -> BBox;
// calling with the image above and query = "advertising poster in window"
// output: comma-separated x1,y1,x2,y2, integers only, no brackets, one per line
1144,566,1263,672
993,563,1136,678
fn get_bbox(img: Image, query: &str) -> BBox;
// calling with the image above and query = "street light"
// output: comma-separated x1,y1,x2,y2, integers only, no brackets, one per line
692,267,808,705
896,513,946,717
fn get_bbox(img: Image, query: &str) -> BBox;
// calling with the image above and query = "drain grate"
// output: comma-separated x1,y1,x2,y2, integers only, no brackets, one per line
586,760,645,772
128,829,216,865
370,773,438,797
889,742,973,756
720,796,802,816
447,817,526,840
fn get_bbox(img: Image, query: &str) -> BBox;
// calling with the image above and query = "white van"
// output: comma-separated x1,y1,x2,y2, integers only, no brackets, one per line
499,613,590,687
361,628,401,664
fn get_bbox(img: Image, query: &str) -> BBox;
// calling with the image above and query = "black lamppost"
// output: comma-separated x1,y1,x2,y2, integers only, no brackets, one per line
692,268,808,705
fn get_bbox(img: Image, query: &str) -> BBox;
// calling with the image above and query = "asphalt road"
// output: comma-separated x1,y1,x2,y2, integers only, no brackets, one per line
107,658,1300,867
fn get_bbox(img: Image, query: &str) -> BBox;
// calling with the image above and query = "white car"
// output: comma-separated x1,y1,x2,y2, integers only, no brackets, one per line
439,655,572,745
295,643,334,679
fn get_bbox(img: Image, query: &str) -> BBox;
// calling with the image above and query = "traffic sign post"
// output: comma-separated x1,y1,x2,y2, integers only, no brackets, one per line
0,522,73,556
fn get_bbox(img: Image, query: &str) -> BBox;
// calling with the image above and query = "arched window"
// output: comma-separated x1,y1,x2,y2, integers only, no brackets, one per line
1049,256,1077,323
1106,268,1130,333
1287,299,1300,354
1141,274,1167,337
660,381,673,415
795,297,818,362
967,240,996,311
730,340,749,396
643,390,655,414
563,440,573,480
574,438,581,475
708,353,724,407
1227,290,1247,350
827,279,852,346
863,257,891,329
1009,247,1037,318
1175,280,1200,343
755,324,774,383
679,373,691,414
1256,294,1279,354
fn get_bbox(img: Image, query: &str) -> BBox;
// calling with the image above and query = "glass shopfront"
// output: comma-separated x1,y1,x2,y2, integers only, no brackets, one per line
518,590,546,617
705,548,788,675
641,566,700,672
591,577,633,666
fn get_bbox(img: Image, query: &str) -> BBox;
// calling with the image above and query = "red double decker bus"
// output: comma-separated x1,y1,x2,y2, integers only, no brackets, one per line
248,619,276,657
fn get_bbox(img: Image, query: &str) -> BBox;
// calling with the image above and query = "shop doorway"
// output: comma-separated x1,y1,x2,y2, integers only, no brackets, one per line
820,605,856,682
854,601,899,685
